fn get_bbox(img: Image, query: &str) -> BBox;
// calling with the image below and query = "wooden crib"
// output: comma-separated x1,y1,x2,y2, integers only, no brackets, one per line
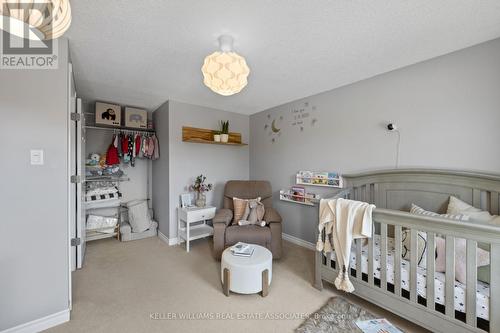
314,169,500,333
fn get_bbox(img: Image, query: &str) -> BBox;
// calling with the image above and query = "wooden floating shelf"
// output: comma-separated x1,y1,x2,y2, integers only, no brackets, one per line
184,138,248,146
182,126,248,146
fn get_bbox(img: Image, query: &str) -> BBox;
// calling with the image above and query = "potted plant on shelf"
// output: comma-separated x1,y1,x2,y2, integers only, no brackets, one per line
190,174,213,207
220,120,229,143
213,130,221,142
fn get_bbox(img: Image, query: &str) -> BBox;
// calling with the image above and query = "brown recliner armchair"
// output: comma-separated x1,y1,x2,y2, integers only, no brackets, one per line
212,180,282,260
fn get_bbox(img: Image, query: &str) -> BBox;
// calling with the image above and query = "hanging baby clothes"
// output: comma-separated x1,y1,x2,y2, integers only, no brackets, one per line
135,134,141,157
122,134,130,164
117,133,123,158
152,134,160,160
142,135,149,158
106,135,120,165
128,134,135,167
146,136,155,159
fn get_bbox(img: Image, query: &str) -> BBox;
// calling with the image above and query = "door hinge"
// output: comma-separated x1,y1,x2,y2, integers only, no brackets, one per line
71,238,81,246
70,112,81,122
70,175,81,183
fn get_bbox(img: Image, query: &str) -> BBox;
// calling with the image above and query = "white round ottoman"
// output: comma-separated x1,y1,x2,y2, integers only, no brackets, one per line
221,244,272,297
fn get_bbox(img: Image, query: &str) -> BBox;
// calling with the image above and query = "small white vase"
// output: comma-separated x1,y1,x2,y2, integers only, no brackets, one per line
220,134,229,143
213,134,221,142
195,193,206,207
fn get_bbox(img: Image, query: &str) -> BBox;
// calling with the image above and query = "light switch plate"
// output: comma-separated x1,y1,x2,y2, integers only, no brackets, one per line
30,149,44,165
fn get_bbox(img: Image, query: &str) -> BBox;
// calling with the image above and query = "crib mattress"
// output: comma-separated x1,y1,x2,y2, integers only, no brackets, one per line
326,235,490,320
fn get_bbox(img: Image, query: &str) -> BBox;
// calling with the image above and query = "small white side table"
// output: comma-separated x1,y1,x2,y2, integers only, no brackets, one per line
221,245,273,297
177,206,216,252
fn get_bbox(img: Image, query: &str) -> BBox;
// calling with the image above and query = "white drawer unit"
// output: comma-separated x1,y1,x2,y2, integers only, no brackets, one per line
177,206,216,252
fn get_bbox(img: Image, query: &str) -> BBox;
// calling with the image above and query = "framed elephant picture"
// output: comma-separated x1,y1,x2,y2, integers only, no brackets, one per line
95,102,121,127
124,107,147,129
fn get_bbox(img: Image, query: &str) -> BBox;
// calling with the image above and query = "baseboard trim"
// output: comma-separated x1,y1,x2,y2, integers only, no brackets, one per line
2,309,69,333
282,233,315,250
158,230,170,244
158,231,183,246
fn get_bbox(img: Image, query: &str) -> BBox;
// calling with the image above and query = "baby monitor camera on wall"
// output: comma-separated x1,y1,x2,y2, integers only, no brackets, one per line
387,123,397,131
96,102,121,127
125,107,148,129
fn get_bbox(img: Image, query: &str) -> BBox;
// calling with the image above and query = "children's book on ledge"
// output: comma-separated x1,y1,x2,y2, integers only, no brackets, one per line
296,170,343,188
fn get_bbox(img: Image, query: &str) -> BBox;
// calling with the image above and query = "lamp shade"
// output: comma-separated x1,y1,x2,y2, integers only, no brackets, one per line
0,0,71,40
201,51,250,96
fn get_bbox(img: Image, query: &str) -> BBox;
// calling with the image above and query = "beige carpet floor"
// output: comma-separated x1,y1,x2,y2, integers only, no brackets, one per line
48,237,428,333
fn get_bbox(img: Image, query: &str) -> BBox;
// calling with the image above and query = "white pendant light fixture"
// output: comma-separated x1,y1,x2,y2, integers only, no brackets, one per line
0,0,72,41
201,35,250,96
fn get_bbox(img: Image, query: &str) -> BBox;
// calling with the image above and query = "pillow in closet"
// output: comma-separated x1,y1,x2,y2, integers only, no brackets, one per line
127,200,152,233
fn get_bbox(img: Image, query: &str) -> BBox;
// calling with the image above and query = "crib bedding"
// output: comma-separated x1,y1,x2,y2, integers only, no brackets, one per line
326,235,490,320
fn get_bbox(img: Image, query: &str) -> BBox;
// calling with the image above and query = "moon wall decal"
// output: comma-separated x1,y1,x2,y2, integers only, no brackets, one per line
271,119,281,133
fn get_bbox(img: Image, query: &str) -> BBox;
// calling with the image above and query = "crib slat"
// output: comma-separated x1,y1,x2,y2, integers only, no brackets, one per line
445,236,455,317
365,184,371,203
373,184,379,206
394,225,402,297
473,189,481,208
466,239,477,326
356,239,362,280
409,229,418,302
380,223,387,290
426,233,435,311
491,192,499,215
329,251,334,270
368,237,374,286
491,244,500,333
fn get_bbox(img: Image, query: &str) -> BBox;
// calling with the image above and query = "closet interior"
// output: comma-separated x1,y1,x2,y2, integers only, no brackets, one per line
77,105,159,267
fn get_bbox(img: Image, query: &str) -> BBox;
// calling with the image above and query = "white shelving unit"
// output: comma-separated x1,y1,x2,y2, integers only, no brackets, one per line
279,170,343,207
84,177,126,242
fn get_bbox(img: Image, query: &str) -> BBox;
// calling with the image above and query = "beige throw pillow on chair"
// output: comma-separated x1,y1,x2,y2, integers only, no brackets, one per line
232,197,260,225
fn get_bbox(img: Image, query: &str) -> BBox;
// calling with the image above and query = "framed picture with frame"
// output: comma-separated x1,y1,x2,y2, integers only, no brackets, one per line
180,193,194,208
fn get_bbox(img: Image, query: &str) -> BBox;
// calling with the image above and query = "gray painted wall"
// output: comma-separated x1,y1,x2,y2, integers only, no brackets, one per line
152,101,170,236
153,100,250,239
250,38,500,244
0,39,70,330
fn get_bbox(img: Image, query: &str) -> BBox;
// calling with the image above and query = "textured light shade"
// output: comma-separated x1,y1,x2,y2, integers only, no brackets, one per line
0,0,71,40
201,51,250,96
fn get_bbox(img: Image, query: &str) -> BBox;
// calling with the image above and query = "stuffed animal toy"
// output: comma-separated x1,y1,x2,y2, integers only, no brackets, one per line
238,198,266,227
99,153,107,168
86,153,100,166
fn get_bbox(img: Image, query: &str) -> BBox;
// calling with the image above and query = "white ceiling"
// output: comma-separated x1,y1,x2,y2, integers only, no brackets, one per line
66,0,500,115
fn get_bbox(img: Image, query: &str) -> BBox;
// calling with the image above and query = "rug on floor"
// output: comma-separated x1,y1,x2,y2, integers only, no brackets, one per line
295,296,376,333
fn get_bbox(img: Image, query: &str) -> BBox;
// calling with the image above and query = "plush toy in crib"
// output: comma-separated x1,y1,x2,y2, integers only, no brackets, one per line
238,198,266,227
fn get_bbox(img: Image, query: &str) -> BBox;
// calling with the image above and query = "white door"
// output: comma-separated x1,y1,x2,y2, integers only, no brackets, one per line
69,64,77,272
76,97,86,269
68,62,85,272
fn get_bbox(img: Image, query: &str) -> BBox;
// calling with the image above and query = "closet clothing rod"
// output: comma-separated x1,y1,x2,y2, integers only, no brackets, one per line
84,125,155,134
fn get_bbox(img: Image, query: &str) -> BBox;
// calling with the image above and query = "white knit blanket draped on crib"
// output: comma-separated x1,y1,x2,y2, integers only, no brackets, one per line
317,198,375,292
